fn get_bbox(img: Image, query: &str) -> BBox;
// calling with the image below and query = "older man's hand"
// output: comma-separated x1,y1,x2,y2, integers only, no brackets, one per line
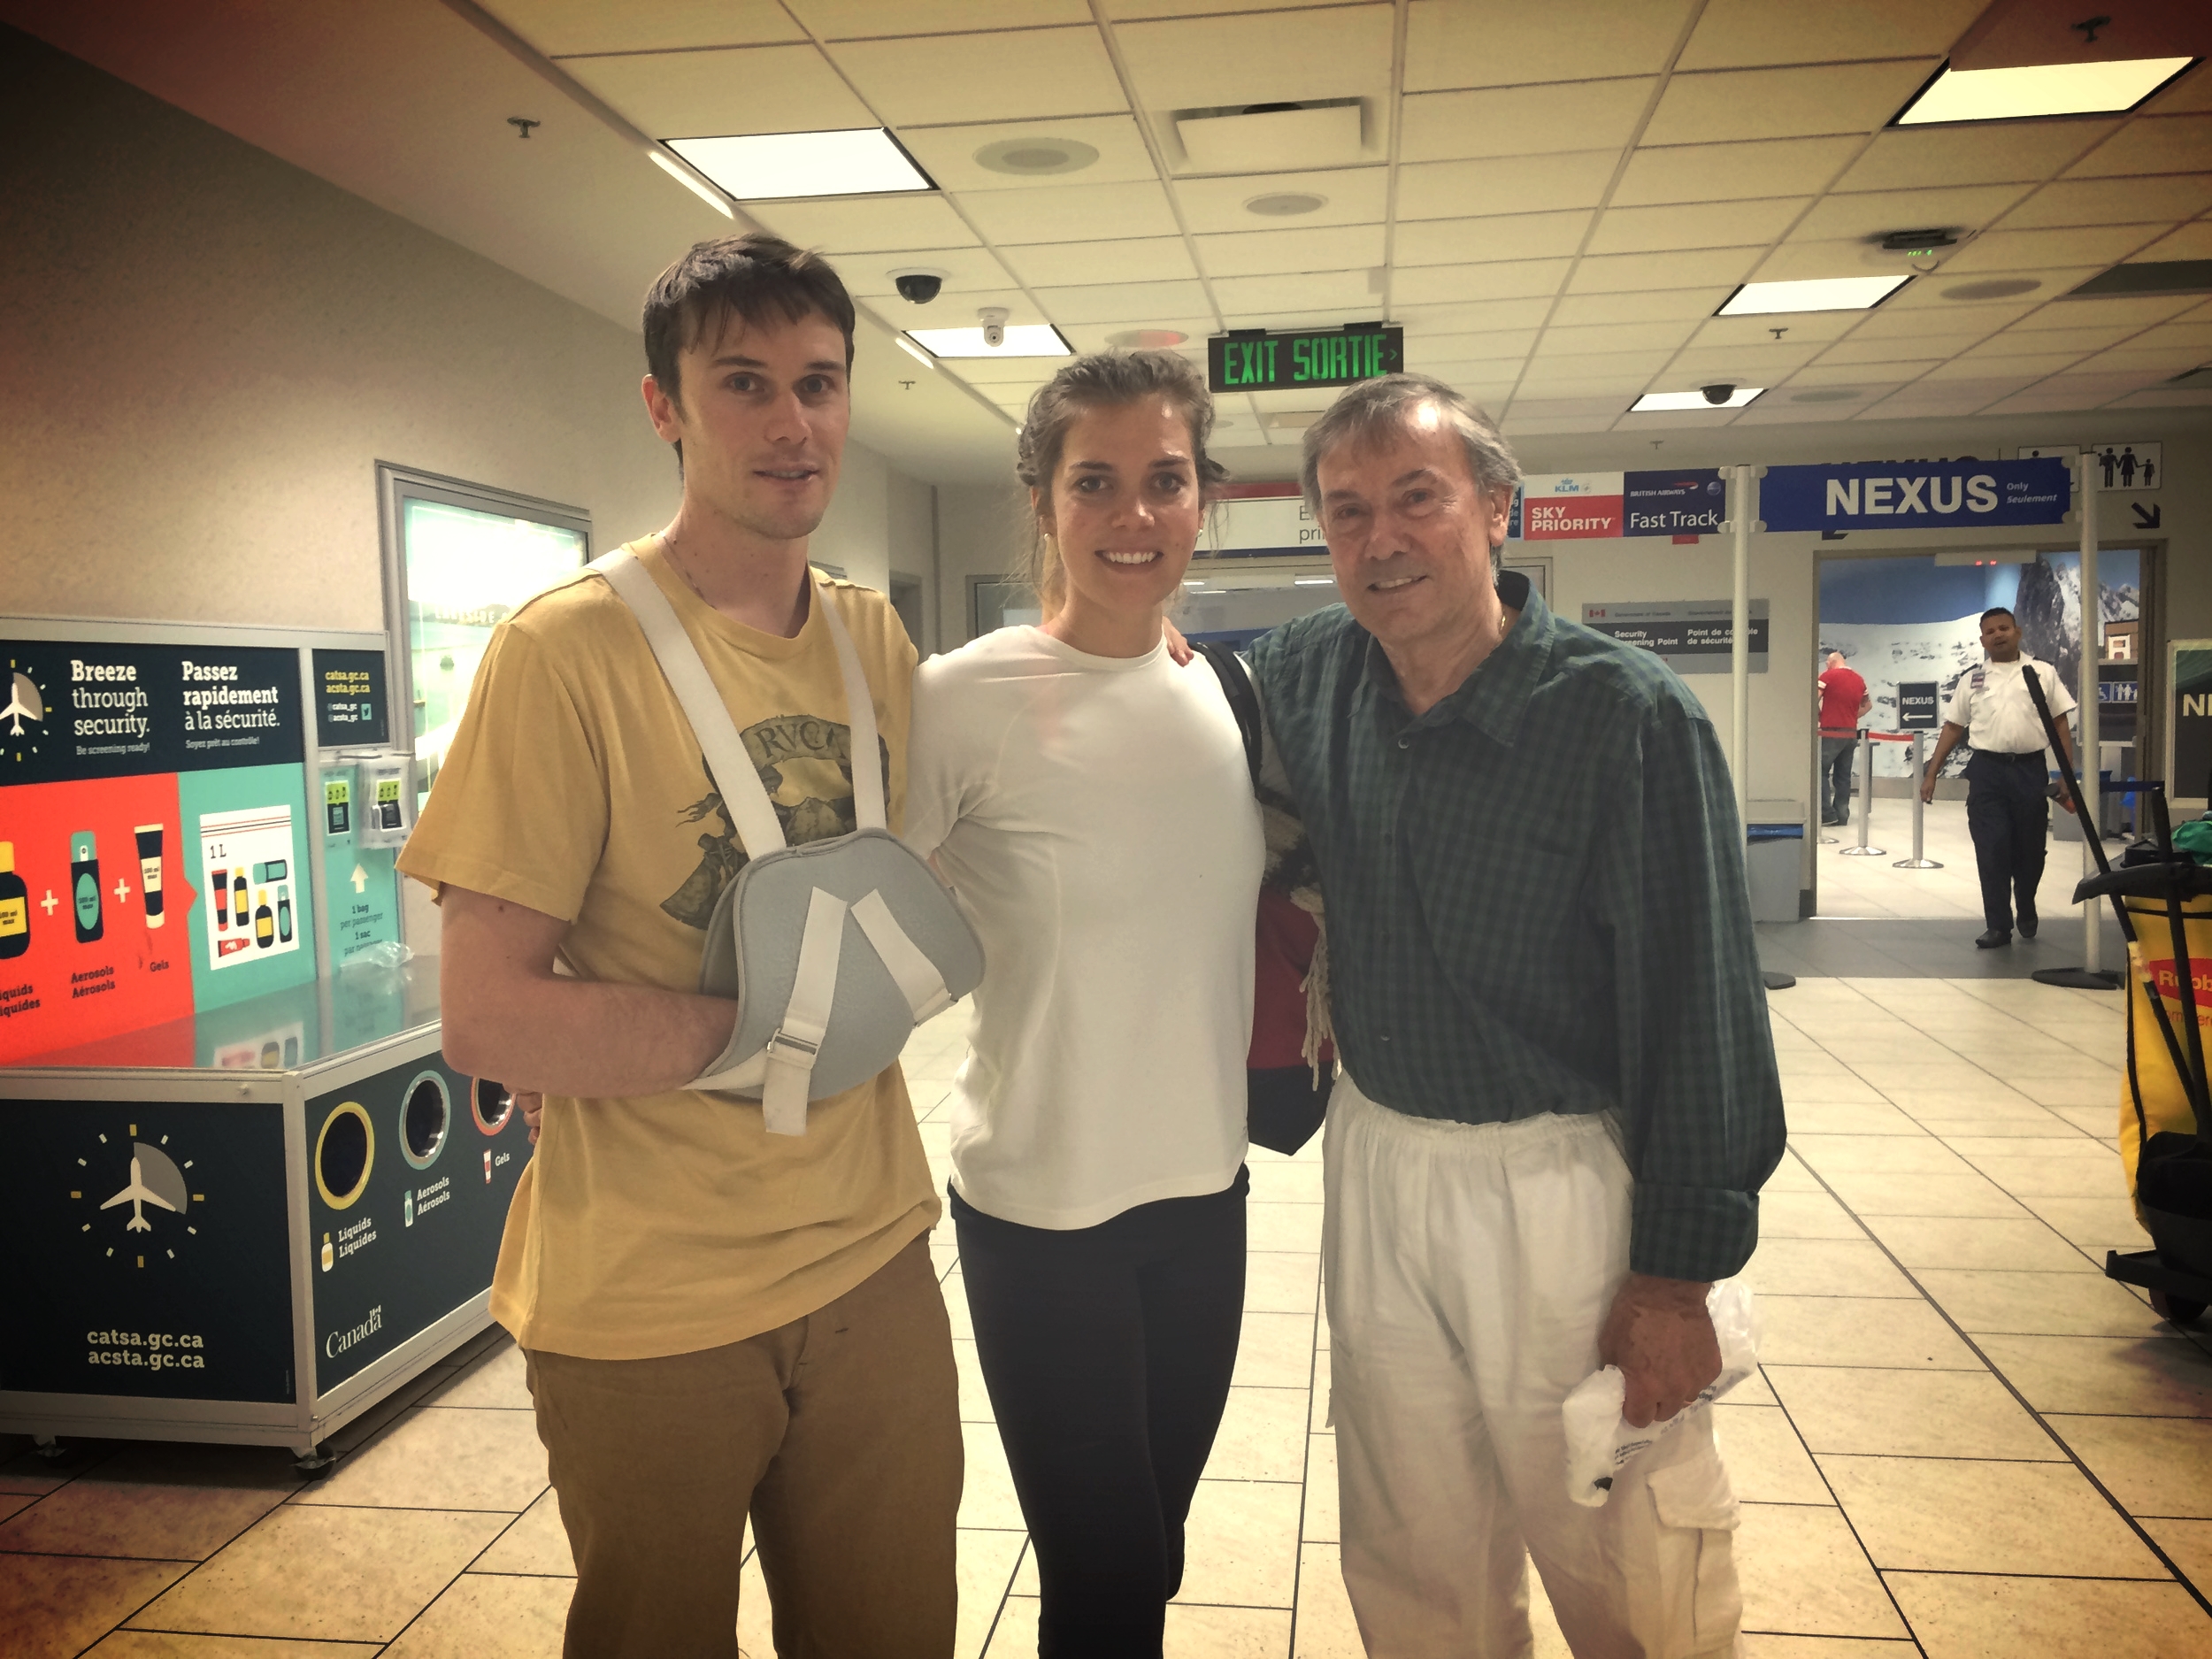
518,1090,544,1144
1597,1272,1722,1428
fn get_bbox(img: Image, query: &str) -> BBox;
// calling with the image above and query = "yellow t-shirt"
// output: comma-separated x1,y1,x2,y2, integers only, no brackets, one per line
396,541,936,1361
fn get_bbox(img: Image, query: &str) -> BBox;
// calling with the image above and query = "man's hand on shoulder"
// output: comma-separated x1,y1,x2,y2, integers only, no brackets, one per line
1598,1272,1721,1427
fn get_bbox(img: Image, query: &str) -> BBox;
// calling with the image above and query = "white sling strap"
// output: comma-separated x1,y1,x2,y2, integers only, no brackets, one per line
594,546,890,1133
594,548,887,839
851,889,956,1023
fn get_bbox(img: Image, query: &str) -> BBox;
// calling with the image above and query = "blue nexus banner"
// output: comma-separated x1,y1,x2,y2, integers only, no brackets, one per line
1762,457,2070,532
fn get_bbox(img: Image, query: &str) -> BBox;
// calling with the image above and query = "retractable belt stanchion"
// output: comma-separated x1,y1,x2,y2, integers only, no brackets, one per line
1839,726,1886,856
1893,731,1941,870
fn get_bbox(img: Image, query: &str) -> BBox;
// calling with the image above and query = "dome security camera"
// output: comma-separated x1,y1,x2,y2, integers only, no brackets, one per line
1701,383,1736,405
979,306,1010,349
891,269,943,304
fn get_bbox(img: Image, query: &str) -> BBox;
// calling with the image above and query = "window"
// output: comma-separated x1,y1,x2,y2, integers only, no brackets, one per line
377,465,589,808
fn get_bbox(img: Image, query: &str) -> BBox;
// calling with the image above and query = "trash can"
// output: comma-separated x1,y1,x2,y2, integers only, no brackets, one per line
1746,820,1805,922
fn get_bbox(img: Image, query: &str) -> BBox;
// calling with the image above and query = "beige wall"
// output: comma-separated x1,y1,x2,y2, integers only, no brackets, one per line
0,29,934,639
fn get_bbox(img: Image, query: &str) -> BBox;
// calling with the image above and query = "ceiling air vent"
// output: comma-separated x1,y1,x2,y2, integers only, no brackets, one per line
1175,100,1363,172
2064,260,2212,298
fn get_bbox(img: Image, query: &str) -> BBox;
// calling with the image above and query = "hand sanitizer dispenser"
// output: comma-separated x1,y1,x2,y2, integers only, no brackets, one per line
356,757,413,850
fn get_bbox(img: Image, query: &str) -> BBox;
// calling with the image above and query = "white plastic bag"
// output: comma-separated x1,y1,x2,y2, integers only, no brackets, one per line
1562,1278,1760,1508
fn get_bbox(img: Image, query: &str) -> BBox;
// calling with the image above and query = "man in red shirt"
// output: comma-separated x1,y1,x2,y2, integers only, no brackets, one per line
1817,651,1870,826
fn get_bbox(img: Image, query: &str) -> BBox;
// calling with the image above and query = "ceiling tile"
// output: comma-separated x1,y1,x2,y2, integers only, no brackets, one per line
841,245,1019,296
1678,0,1986,70
1504,413,1632,434
1644,61,1944,147
1196,224,1386,278
1220,305,1394,334
2125,320,2212,350
1401,81,1656,162
1750,239,1910,280
1508,396,1643,420
2064,115,2212,180
1033,278,1211,324
1549,288,1738,325
1114,5,1395,111
2069,344,2212,373
945,354,1066,386
1412,329,1542,358
1418,362,1528,396
1813,339,1972,368
1611,136,1862,207
752,193,980,250
504,0,802,54
1837,124,2116,193
2147,64,2212,112
1939,224,2170,273
2016,294,2203,328
896,116,1157,193
1613,407,1747,429
1396,260,1572,305
2109,387,2212,406
564,44,871,136
1397,153,1622,219
1403,0,1698,90
2001,176,2212,230
1002,236,1196,287
1839,301,2039,341
1517,364,1669,395
1568,247,1763,292
1534,319,1702,356
1786,360,1936,384
1395,298,1559,333
789,1,1091,35
1920,353,2081,380
1586,196,1809,256
828,28,1125,126
1175,168,1388,233
1960,324,2143,355
1882,266,2098,307
1861,381,2032,416
1214,271,1382,315
1056,316,1217,352
1791,185,2032,243
1733,392,1888,420
958,180,1181,244
1395,212,1593,266
1102,0,1354,14
2125,219,2212,263
1691,310,1863,346
1666,342,1824,376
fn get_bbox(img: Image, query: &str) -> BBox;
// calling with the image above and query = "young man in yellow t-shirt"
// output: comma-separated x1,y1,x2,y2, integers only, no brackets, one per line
397,235,957,1657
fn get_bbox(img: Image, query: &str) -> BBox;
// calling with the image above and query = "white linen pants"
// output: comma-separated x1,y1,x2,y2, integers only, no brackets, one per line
1325,1076,1743,1659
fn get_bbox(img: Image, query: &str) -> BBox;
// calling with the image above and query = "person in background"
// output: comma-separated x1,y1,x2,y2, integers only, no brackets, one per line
1816,649,1870,826
902,350,1263,1658
1918,606,2078,949
401,234,958,1658
1250,373,1785,1657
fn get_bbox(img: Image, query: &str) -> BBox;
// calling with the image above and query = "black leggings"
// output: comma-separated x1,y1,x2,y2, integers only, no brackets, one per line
951,1170,1248,1659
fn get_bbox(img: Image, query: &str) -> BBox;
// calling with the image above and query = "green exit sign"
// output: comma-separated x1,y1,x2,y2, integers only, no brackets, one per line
1208,326,1404,394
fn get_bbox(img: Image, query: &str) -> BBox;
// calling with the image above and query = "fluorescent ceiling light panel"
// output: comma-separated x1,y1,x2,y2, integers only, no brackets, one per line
649,149,733,218
667,130,932,200
906,325,1072,359
1717,276,1911,315
1897,58,2198,126
1631,388,1764,411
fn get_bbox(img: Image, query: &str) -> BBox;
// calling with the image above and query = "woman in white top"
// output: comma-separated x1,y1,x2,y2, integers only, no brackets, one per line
903,351,1263,1657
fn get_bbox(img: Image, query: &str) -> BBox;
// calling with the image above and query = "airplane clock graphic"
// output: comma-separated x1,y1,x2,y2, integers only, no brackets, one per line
4,660,45,762
75,1127,204,1264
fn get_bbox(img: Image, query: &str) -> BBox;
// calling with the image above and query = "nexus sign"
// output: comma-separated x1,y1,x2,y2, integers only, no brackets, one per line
1761,457,2070,532
1209,326,1404,393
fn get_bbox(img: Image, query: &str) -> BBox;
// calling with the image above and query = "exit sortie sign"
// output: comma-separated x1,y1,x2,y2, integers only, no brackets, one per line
1208,326,1404,394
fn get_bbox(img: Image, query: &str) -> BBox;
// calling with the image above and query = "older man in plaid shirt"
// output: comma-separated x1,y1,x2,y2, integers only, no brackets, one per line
1250,375,1785,1659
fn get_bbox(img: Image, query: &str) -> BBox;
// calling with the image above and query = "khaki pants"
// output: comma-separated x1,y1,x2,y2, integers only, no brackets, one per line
1325,1080,1743,1659
525,1235,963,1658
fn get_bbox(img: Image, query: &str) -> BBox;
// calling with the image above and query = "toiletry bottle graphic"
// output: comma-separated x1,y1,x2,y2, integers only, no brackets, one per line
70,832,102,943
403,1188,415,1227
134,825,165,927
232,869,247,928
254,888,274,949
277,883,293,942
320,1233,334,1272
0,841,28,959
214,870,228,931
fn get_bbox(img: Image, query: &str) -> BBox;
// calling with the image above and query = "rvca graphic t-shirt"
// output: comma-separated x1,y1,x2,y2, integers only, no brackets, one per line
398,541,935,1360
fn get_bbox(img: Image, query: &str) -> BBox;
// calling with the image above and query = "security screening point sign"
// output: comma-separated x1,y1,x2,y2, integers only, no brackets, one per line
1760,457,2071,533
1581,601,1769,674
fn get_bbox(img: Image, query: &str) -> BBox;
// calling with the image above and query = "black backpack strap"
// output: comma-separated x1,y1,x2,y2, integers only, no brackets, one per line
1195,641,1263,786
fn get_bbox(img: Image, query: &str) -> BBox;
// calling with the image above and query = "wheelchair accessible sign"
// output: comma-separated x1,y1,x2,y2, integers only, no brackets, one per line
1761,457,2070,532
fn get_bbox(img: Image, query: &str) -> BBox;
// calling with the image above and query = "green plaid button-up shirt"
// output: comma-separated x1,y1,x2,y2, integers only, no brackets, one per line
1250,571,1785,1282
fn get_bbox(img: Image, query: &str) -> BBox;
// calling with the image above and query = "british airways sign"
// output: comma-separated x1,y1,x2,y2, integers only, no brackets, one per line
1761,457,2070,532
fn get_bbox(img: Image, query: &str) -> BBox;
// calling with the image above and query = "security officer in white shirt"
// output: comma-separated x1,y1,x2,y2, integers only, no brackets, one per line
1920,606,2079,948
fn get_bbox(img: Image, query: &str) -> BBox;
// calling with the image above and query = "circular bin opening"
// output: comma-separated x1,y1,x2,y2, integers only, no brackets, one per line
472,1077,514,1135
400,1071,450,1170
314,1102,374,1210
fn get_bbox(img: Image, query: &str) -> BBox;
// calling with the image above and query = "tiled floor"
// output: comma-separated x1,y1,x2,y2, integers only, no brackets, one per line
7,972,2211,1655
